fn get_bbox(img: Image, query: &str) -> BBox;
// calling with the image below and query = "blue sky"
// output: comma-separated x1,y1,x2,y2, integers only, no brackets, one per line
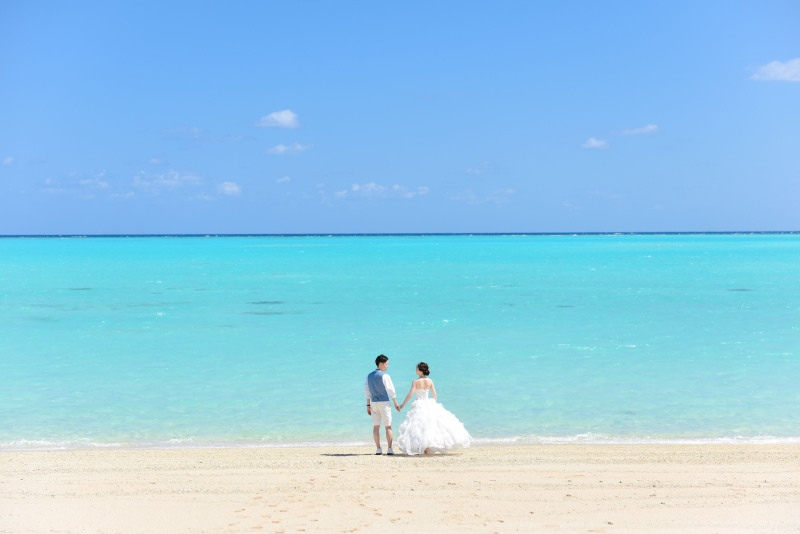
1,1,798,234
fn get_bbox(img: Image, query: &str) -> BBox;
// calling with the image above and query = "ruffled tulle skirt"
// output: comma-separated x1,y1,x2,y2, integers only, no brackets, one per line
396,399,472,455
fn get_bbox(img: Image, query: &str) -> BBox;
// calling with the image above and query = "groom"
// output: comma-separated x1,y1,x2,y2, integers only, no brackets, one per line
365,354,400,455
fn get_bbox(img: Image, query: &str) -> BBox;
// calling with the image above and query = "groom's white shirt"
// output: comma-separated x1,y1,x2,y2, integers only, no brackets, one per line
364,373,397,401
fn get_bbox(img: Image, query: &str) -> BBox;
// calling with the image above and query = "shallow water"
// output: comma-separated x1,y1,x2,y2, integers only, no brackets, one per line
1,234,799,448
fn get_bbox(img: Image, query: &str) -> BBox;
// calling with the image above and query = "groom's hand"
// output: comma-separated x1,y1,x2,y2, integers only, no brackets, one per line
367,405,371,415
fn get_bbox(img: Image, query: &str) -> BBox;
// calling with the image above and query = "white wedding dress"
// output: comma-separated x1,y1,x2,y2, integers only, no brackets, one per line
396,389,472,455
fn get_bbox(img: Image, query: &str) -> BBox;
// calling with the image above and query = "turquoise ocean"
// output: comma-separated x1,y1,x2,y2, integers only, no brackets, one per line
1,234,799,449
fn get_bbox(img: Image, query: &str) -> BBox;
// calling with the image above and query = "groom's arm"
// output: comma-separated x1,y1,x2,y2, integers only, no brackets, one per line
383,375,400,410
365,378,372,414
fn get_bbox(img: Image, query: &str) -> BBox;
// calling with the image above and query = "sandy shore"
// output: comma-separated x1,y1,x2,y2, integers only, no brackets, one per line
1,444,799,533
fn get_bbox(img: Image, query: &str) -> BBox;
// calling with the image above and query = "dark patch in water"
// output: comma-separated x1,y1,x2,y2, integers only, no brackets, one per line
250,300,285,305
29,316,58,322
243,311,293,315
728,288,754,292
68,287,92,291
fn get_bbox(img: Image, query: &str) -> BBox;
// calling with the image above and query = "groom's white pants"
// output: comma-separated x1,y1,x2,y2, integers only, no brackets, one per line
370,401,392,426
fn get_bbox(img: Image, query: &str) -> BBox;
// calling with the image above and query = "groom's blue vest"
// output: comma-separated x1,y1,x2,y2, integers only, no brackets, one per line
367,370,389,402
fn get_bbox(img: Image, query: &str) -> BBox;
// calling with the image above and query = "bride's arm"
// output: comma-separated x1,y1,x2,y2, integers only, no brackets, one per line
430,380,437,401
398,381,416,410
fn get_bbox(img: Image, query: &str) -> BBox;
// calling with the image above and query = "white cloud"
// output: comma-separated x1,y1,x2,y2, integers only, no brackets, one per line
110,192,135,200
79,178,109,189
276,176,291,184
255,109,300,128
751,58,800,82
582,137,609,149
334,182,429,199
621,124,659,136
217,181,241,195
3,157,13,166
133,169,203,190
268,142,312,155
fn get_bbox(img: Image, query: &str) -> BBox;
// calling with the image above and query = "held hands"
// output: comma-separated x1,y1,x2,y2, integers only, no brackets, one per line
369,402,404,413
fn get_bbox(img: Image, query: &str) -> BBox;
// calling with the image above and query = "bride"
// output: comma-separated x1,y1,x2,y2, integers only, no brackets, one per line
395,362,472,455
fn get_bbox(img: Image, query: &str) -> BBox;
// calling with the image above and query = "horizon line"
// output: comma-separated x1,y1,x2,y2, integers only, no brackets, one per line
1,231,799,239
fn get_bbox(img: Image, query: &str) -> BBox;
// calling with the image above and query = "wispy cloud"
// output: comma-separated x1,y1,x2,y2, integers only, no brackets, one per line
255,109,300,128
451,188,515,205
2,156,13,166
582,137,609,149
276,176,291,184
465,161,492,175
133,169,203,191
751,58,800,82
39,178,64,194
334,182,429,199
79,177,109,189
584,124,659,148
39,171,111,197
268,142,312,155
486,189,515,204
217,181,241,195
620,124,659,136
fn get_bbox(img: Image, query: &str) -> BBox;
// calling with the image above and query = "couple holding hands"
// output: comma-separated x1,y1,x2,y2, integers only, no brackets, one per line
364,354,471,456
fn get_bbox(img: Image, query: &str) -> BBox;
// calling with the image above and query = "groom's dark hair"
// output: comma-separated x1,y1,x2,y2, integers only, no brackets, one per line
375,354,388,366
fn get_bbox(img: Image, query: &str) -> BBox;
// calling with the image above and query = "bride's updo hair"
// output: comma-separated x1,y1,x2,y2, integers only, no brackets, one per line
417,362,430,376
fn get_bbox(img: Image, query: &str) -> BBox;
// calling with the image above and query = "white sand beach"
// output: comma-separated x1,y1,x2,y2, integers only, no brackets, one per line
2,444,799,533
